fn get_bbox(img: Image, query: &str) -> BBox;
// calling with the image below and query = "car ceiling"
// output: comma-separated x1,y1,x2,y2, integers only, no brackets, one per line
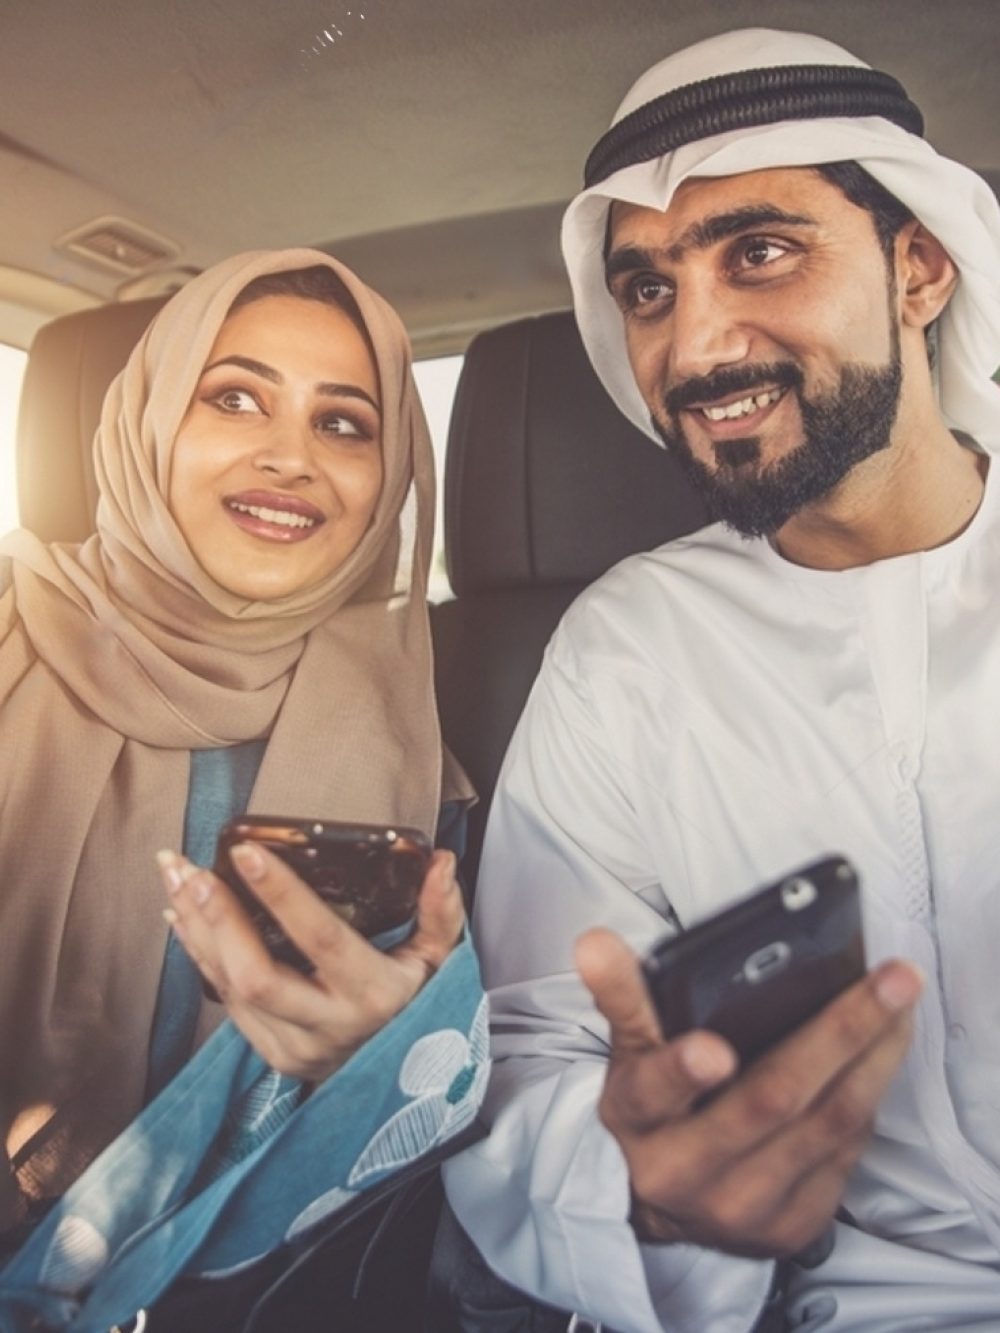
1,0,998,354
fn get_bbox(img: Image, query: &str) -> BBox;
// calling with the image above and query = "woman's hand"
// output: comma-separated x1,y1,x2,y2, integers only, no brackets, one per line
157,843,464,1084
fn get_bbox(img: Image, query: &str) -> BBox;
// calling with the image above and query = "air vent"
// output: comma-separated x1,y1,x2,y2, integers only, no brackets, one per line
55,216,179,275
116,266,201,300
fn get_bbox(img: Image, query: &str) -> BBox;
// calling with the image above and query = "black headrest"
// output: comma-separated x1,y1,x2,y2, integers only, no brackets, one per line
17,296,166,542
444,310,709,596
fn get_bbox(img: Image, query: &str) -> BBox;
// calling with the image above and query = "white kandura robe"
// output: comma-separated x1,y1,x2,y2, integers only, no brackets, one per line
444,457,1000,1332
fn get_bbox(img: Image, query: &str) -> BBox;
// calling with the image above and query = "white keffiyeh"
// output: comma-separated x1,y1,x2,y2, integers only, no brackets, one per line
562,28,1000,451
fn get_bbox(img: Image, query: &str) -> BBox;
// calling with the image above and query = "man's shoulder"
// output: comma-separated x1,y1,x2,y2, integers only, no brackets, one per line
559,521,765,644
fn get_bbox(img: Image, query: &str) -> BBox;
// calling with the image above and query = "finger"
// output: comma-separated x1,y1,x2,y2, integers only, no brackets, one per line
727,959,923,1135
669,1010,911,1259
577,929,736,1108
575,927,669,1054
157,850,227,975
759,989,915,1180
600,1034,737,1135
392,851,465,977
226,841,386,989
161,904,226,998
159,848,311,1006
660,960,922,1169
159,850,264,958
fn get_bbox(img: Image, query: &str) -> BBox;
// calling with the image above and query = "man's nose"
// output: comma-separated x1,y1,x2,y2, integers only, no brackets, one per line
669,282,752,384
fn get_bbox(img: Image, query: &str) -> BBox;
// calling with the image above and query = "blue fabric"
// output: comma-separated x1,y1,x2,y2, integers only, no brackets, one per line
145,741,266,1101
0,935,487,1333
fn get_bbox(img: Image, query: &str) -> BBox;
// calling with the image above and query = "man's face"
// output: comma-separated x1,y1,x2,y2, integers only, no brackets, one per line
604,168,903,538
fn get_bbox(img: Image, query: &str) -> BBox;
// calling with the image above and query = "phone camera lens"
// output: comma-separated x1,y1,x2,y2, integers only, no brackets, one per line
781,877,818,911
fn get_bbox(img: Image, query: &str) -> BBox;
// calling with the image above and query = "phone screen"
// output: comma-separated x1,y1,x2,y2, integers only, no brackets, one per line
213,816,432,973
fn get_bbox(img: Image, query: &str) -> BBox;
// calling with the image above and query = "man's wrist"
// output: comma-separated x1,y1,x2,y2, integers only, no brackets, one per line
628,1191,686,1244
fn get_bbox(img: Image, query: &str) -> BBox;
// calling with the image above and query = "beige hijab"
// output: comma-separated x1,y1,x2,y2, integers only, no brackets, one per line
0,248,468,1230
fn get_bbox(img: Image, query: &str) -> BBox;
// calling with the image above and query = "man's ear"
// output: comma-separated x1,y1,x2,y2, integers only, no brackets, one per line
897,221,958,330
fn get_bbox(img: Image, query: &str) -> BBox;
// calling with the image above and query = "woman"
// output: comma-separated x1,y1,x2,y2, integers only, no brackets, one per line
0,250,486,1328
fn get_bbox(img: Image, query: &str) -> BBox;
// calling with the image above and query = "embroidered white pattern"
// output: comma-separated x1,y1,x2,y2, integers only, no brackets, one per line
348,996,490,1187
38,1214,109,1294
283,996,489,1238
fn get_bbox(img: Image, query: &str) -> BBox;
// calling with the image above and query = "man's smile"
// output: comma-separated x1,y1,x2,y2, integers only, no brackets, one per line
695,386,786,423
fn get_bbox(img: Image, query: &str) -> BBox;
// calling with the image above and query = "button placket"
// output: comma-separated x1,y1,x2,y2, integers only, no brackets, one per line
860,559,931,920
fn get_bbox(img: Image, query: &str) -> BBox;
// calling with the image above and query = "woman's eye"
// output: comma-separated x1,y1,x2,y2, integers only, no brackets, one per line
210,387,261,414
317,413,366,439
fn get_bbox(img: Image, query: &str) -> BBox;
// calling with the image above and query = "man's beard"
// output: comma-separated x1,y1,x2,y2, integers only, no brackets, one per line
650,342,902,539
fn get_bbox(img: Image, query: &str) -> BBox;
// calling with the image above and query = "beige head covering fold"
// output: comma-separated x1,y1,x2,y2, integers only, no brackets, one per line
562,28,1000,450
0,248,469,1227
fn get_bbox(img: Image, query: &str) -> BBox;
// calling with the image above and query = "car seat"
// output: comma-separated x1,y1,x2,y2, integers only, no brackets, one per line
431,310,709,892
16,295,167,541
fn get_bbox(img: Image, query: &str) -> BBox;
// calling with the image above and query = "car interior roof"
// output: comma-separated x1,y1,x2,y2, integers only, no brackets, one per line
2,0,998,355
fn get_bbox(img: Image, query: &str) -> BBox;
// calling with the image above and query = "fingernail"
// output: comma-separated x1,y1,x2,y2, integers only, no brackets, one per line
156,850,188,895
678,1035,735,1083
875,961,924,1012
230,842,266,880
191,873,213,906
162,908,179,927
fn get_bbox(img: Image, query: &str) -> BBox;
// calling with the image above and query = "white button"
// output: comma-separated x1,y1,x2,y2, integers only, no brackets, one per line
891,744,916,785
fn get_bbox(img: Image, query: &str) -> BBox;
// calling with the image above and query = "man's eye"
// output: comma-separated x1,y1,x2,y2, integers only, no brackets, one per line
736,239,788,269
617,275,673,315
633,276,671,305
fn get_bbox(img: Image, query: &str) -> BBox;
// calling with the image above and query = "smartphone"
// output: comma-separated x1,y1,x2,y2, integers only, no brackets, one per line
213,816,433,973
642,855,864,1066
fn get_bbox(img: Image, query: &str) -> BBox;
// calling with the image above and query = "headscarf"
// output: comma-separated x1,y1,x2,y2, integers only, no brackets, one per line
0,248,469,1229
562,28,1000,450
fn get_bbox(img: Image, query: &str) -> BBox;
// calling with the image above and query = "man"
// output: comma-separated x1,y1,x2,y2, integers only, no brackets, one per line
440,26,1000,1333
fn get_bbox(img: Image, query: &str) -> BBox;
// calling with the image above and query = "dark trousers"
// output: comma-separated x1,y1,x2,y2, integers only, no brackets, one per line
427,1198,789,1333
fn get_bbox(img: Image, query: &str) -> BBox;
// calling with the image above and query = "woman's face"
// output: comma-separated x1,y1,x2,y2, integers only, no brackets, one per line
169,292,383,601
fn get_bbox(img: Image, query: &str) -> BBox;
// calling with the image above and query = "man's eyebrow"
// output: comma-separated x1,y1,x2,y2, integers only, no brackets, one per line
200,354,380,413
683,205,817,255
604,205,817,287
604,245,655,288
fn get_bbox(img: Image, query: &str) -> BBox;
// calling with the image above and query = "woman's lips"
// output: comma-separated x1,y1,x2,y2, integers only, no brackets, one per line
223,492,326,543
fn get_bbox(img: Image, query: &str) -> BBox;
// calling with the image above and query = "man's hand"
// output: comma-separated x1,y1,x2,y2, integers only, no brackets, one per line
575,927,922,1259
157,843,464,1084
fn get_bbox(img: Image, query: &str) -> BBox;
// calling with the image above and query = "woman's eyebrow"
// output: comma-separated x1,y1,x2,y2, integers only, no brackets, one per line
203,354,281,381
315,381,381,414
201,355,380,413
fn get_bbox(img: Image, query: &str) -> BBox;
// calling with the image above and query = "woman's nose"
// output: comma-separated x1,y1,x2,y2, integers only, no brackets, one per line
252,419,317,482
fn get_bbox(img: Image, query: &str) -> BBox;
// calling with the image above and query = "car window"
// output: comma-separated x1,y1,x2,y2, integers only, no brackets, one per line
0,344,27,538
412,352,462,601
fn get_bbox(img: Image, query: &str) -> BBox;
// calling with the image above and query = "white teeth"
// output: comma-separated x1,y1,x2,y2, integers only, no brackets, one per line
230,502,316,529
701,387,782,422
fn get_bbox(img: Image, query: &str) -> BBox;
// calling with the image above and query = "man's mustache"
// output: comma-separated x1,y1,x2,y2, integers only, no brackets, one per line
664,362,804,416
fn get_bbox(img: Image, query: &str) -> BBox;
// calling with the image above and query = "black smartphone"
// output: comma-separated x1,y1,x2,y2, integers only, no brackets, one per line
212,816,433,973
642,855,865,1066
